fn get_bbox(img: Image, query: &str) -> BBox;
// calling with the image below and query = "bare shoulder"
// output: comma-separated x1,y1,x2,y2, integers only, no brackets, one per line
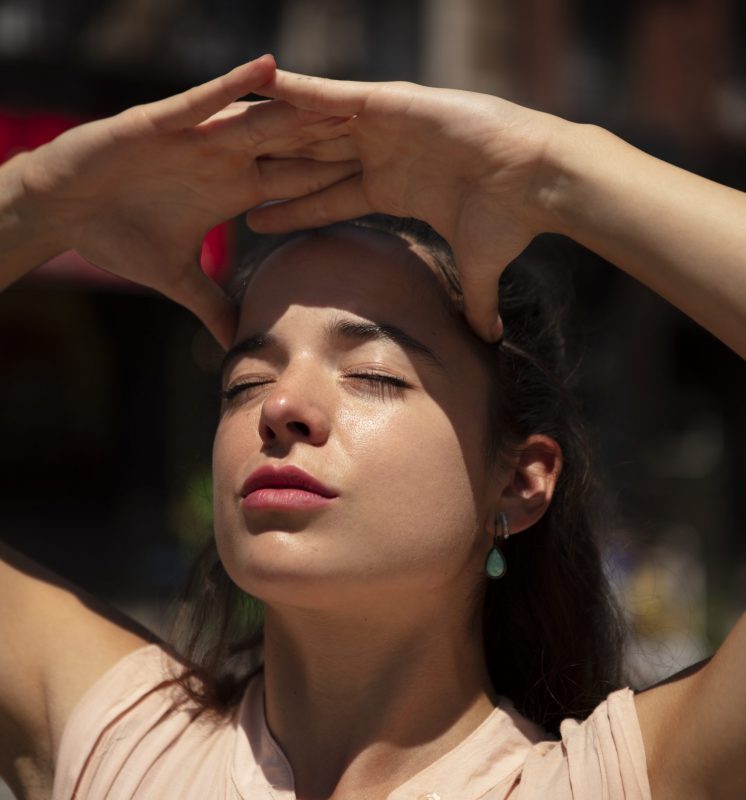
0,543,161,798
634,612,746,800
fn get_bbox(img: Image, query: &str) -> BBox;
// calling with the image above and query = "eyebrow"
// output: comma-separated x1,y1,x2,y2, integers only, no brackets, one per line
221,317,443,378
326,318,443,368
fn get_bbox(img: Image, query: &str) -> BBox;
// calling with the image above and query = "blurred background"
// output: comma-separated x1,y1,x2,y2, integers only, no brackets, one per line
0,1,745,770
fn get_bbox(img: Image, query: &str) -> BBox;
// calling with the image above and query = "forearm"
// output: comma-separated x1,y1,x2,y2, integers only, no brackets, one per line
0,151,66,291
543,124,746,358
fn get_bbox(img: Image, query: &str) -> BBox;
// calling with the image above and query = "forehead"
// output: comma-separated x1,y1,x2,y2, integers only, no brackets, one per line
236,229,462,340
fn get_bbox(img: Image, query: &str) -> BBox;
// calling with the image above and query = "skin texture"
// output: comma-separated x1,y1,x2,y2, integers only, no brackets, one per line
216,230,494,609
213,228,560,798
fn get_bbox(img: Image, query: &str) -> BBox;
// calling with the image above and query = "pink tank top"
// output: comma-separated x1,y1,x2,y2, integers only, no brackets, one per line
52,644,651,799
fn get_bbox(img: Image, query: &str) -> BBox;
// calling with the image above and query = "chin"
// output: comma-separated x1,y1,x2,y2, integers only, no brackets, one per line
216,535,347,609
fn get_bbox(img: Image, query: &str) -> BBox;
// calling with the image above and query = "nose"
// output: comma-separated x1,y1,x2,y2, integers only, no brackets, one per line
258,370,332,449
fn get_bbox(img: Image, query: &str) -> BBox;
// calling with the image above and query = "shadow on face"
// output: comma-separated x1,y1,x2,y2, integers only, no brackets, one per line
212,228,505,616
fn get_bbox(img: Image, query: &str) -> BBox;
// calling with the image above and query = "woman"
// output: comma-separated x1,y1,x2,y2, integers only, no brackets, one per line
0,54,744,799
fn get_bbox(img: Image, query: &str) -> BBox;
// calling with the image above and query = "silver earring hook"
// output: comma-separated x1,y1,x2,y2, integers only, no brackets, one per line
497,511,509,542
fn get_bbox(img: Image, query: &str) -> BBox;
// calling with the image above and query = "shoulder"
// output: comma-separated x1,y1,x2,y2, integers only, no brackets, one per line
52,642,192,795
53,644,238,800
43,597,160,759
517,688,651,800
0,545,159,797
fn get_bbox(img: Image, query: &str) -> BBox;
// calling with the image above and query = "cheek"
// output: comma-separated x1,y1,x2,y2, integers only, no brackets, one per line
211,415,256,549
211,416,247,496
343,400,487,569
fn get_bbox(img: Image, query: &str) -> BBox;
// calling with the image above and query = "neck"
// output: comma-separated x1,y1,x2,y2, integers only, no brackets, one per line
261,595,496,799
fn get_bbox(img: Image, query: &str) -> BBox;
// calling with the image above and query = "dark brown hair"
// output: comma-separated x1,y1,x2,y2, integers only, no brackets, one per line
168,215,627,734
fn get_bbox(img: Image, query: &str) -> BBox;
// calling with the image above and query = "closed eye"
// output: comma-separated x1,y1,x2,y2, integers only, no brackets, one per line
221,379,273,402
345,371,410,401
221,372,411,404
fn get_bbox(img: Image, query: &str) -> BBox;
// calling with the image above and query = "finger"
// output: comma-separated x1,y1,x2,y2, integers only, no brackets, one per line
256,158,361,202
457,257,503,342
165,266,238,349
252,109,351,156
201,100,252,119
257,69,373,116
198,99,351,153
203,99,329,124
145,54,277,130
247,174,372,232
261,136,358,162
457,232,536,341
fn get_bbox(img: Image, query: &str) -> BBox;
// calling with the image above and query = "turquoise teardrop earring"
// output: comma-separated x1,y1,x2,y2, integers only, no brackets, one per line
485,511,509,579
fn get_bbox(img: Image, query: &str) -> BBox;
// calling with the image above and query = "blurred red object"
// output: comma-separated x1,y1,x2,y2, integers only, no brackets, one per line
0,107,81,162
200,224,233,283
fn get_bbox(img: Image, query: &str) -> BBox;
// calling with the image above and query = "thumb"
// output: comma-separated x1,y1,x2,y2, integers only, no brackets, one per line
455,246,506,343
165,266,238,350
455,228,532,342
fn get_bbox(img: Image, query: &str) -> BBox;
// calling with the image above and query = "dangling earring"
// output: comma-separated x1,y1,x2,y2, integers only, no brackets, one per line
485,511,509,579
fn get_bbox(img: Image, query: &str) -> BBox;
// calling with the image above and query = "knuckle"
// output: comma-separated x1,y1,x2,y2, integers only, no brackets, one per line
119,104,152,130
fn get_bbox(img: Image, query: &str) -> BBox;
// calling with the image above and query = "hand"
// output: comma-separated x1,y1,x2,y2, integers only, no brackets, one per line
20,55,358,347
247,71,570,340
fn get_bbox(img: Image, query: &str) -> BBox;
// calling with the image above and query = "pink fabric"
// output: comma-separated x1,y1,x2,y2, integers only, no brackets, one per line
52,644,651,800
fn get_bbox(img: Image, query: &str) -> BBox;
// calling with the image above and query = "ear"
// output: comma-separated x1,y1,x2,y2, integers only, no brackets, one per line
492,434,563,535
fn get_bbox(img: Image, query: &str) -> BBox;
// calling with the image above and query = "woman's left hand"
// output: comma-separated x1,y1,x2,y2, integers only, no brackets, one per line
249,69,746,359
247,72,568,340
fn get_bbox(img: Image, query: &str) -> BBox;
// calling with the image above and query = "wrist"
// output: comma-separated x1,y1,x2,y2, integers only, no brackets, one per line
12,148,71,253
3,149,68,252
0,150,69,289
530,120,614,239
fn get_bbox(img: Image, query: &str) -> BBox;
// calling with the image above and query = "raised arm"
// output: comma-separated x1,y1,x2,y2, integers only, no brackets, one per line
542,125,746,360
247,71,746,799
248,71,746,359
0,55,357,797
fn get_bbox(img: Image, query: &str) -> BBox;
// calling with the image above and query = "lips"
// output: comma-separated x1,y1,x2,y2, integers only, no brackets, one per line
241,465,337,497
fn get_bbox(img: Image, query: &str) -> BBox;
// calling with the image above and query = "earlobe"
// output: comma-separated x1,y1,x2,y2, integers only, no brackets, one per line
495,434,562,535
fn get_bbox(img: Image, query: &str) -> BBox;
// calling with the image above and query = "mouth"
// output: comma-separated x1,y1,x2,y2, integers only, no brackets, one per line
240,465,338,511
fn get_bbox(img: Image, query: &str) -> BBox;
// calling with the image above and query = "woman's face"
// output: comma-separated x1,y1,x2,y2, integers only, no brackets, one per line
213,229,506,613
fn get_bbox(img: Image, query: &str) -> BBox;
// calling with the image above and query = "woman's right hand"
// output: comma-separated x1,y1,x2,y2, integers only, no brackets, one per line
11,55,358,347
